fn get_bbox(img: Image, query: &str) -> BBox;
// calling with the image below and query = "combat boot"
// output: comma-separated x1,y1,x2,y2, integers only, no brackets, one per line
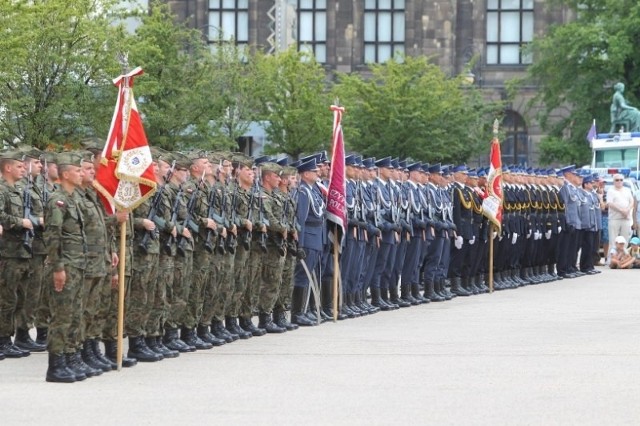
0,336,29,358
389,285,410,308
104,340,137,367
291,287,315,326
258,312,286,333
211,320,236,342
412,283,429,304
273,309,298,331
146,336,179,358
349,292,367,316
197,324,226,346
82,340,110,372
361,289,380,314
92,339,116,370
451,277,471,297
67,352,101,378
238,316,265,337
424,280,443,302
14,328,45,352
400,283,418,305
128,336,164,361
46,353,76,383
0,351,4,361
225,317,252,339
370,287,392,311
35,327,48,346
181,328,213,350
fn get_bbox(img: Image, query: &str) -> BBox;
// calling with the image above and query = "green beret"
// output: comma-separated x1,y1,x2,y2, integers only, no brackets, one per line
56,152,83,167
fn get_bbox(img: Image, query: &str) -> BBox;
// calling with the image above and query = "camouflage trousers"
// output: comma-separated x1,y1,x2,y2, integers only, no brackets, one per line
0,258,31,337
148,254,172,337
229,244,250,317
201,251,235,325
126,252,159,337
275,254,296,312
81,274,110,345
165,251,192,329
16,254,45,331
103,275,131,341
240,245,264,318
47,265,85,355
257,246,286,313
184,249,213,329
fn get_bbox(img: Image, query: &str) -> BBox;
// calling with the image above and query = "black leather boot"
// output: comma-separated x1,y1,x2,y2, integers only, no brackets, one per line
239,316,266,337
35,327,48,346
15,328,45,352
424,280,443,302
0,350,4,361
181,327,213,350
291,287,315,326
46,353,76,383
197,324,226,346
82,340,110,372
226,317,252,339
370,287,391,311
129,336,164,361
0,336,29,358
349,292,366,316
68,351,101,378
361,289,379,313
146,336,179,358
273,309,298,330
413,283,429,303
451,277,471,296
212,320,236,342
92,339,116,370
104,340,137,367
389,284,410,308
400,283,417,305
258,312,286,333
163,328,191,352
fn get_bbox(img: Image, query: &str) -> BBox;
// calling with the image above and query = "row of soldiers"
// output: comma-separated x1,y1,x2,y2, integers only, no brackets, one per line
0,142,600,383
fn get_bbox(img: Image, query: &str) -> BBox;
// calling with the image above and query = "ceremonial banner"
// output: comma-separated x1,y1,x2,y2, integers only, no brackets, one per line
482,120,503,232
326,105,347,243
94,67,156,215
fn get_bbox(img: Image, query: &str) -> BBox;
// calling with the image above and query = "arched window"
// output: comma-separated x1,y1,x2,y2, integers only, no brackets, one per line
502,110,529,165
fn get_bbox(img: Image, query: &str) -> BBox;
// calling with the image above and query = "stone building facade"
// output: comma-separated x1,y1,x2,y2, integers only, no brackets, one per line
165,0,571,165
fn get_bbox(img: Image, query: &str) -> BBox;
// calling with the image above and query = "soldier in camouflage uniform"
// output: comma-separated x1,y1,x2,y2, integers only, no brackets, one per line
253,162,288,333
225,156,255,339
0,149,35,359
180,152,218,350
43,152,90,383
198,152,234,344
273,164,299,331
14,147,47,352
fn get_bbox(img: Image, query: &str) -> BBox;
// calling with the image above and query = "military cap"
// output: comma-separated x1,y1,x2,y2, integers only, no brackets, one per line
427,163,442,174
290,160,302,169
318,150,330,164
354,156,364,167
299,153,321,164
391,158,400,169
276,157,290,167
253,155,271,166
56,152,83,167
452,164,468,174
232,153,253,169
441,165,452,177
262,162,283,176
80,137,104,153
407,162,422,173
187,150,209,161
582,175,594,184
375,156,393,169
281,166,298,176
397,159,408,171
477,168,487,178
467,168,478,178
362,157,376,170
559,164,577,175
81,151,95,163
297,158,318,173
0,149,26,161
345,154,358,166
17,145,42,160
171,152,191,170
40,152,56,164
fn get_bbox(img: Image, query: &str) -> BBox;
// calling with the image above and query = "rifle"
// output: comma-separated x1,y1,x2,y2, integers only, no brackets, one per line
204,183,223,254
226,173,239,254
256,174,268,253
41,157,50,206
176,172,205,257
241,178,256,251
163,184,184,255
22,163,38,254
139,161,175,254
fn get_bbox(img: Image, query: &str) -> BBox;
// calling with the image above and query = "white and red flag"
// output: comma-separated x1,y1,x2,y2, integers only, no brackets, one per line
94,67,156,214
326,105,347,244
482,119,503,231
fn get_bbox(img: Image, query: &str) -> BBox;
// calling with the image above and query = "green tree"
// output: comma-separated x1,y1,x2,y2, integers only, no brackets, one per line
519,0,640,165
251,46,332,158
334,55,498,164
0,0,128,149
126,1,226,150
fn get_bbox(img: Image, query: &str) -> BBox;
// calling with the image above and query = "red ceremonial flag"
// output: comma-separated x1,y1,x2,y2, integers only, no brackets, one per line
94,67,157,214
482,119,503,232
326,105,347,244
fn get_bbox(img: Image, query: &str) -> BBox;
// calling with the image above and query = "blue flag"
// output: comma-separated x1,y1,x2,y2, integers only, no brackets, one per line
586,121,597,143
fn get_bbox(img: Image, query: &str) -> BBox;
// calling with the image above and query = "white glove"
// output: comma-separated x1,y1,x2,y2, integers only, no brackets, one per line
469,237,475,245
454,235,463,249
545,230,552,240
526,230,532,239
492,231,498,240
534,231,541,240
557,226,562,233
511,233,518,244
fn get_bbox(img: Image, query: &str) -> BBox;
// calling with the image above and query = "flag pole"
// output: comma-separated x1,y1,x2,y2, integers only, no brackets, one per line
489,223,494,293
332,225,339,322
116,219,126,371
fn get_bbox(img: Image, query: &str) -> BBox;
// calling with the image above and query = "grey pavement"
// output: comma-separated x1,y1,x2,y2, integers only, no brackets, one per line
2,267,640,425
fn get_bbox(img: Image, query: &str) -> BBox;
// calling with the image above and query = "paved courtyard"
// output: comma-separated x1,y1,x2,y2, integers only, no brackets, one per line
1,267,639,425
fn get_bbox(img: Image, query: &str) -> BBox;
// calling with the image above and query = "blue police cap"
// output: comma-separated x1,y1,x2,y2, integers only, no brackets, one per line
407,162,422,172
276,157,289,167
452,164,468,174
559,164,576,175
362,157,376,169
428,163,442,174
254,155,271,166
345,154,358,166
375,156,392,168
390,158,399,169
297,158,318,173
467,168,478,178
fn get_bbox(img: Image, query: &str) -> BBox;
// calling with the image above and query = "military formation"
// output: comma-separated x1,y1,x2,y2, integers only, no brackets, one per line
0,142,604,383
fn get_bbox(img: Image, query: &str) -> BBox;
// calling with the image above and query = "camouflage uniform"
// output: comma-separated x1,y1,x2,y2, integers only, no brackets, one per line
274,187,297,313
44,189,87,355
230,183,255,319
0,175,33,347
